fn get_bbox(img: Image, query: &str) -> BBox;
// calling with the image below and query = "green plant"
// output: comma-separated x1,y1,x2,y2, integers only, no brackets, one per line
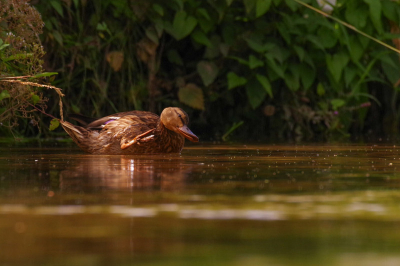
0,0,61,137
32,0,400,141
144,0,400,140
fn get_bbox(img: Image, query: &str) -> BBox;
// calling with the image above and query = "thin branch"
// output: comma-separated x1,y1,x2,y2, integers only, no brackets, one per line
23,99,59,121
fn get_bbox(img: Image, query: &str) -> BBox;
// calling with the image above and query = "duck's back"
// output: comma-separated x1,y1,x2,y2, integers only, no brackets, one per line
85,111,159,130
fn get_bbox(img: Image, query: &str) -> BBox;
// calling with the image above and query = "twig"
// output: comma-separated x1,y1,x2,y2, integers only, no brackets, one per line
23,99,59,121
0,75,32,80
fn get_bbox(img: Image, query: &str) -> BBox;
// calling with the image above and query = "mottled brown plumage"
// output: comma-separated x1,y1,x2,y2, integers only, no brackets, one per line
61,107,198,155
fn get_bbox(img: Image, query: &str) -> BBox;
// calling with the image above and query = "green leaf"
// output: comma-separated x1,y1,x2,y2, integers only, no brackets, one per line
208,0,226,22
167,49,184,66
256,0,272,18
293,45,305,61
318,27,337,48
227,72,247,90
153,18,164,37
345,2,368,29
72,0,79,8
31,94,40,105
246,78,267,109
382,60,400,85
331,99,346,110
31,72,58,79
52,31,63,45
173,0,184,9
229,56,249,66
221,24,235,44
49,119,60,131
0,90,10,101
382,0,397,21
268,46,290,64
249,55,264,69
306,35,325,50
178,83,205,110
71,104,80,114
326,51,349,83
379,53,397,69
317,83,325,96
145,27,159,45
153,4,164,16
96,22,111,34
50,0,63,17
197,61,219,86
256,74,273,98
0,43,9,51
198,17,214,33
2,53,33,62
226,0,234,5
204,35,222,59
277,23,291,44
364,0,383,34
165,10,198,40
285,0,298,11
245,37,275,53
222,121,244,141
219,43,230,57
298,67,315,90
191,29,212,47
265,55,285,78
348,36,364,63
344,66,358,87
285,72,299,91
243,0,257,14
197,8,211,20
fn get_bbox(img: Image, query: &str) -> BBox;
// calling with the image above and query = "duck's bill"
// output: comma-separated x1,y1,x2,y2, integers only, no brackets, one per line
178,125,199,142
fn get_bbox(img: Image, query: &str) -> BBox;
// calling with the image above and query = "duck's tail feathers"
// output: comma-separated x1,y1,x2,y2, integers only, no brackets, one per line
61,121,92,152
61,121,85,135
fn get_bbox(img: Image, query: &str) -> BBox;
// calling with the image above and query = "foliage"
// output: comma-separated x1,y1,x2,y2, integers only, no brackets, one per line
26,0,400,140
34,0,151,119
0,0,60,137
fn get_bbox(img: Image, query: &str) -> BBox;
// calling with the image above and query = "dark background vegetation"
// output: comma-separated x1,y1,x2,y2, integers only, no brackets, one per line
2,0,400,142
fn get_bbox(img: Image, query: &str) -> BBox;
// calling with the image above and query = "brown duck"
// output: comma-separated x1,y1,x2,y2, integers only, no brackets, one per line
61,107,199,155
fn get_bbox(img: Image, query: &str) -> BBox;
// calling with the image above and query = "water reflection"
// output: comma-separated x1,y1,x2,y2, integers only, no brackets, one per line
3,144,400,266
60,156,192,191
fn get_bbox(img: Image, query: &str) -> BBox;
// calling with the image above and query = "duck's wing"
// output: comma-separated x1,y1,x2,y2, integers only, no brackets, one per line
100,114,159,150
120,127,156,149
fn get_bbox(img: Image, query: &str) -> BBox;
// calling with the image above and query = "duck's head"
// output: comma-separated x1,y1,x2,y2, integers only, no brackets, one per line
160,107,199,142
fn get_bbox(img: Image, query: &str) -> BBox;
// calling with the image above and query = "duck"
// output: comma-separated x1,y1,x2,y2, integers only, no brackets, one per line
60,107,199,155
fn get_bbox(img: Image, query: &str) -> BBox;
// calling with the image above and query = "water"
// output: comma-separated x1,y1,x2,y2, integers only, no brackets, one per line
1,143,400,265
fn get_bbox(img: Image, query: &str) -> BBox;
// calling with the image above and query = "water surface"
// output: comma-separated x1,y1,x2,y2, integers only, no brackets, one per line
1,143,400,265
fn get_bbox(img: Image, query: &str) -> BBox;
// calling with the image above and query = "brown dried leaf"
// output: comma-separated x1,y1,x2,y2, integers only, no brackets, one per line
178,83,205,110
263,105,275,116
106,51,124,72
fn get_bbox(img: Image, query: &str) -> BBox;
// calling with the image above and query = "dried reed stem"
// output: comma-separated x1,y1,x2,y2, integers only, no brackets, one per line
1,79,64,121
